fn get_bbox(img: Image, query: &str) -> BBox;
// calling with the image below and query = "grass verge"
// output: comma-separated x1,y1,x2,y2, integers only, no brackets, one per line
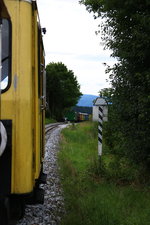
45,117,57,124
58,122,150,225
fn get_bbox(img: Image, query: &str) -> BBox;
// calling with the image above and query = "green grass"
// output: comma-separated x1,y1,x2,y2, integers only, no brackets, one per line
58,122,150,225
45,117,57,124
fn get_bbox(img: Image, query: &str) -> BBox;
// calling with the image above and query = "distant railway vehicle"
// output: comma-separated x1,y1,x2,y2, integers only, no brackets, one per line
77,112,89,121
65,110,78,121
0,0,46,224
65,111,90,122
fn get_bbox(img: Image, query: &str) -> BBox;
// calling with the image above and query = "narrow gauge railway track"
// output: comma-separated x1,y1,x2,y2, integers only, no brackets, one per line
45,123,64,134
45,122,66,142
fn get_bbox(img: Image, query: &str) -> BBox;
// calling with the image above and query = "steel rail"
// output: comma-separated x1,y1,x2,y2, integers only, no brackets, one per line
45,122,66,135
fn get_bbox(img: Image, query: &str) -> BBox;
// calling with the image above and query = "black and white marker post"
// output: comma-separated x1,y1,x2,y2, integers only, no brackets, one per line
98,106,103,156
94,97,108,157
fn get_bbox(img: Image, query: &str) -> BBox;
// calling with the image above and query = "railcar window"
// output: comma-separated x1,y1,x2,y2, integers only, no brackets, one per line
0,19,11,92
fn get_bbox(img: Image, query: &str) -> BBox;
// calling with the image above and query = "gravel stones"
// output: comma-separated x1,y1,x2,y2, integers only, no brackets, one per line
17,125,67,225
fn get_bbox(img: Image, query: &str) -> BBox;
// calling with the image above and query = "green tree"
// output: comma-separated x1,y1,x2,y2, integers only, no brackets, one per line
46,62,82,121
80,0,150,167
99,87,114,102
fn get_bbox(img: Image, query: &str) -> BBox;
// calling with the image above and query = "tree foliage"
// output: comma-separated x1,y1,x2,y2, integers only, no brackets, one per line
46,62,82,121
81,0,150,167
99,87,114,102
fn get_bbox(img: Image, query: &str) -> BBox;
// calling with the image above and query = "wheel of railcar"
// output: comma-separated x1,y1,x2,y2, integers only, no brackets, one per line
0,198,10,225
9,196,25,221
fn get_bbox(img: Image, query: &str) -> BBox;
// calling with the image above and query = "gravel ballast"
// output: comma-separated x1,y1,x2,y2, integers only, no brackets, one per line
17,125,67,225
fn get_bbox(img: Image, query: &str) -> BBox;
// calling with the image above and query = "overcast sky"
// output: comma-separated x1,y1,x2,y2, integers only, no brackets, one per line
37,0,115,95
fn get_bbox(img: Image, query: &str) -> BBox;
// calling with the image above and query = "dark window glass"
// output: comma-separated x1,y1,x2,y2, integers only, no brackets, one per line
0,19,11,91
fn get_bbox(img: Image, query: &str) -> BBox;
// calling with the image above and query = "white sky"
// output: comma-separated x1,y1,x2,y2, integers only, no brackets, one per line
37,0,115,95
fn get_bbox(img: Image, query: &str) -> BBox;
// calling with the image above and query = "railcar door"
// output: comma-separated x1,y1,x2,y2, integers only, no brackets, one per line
38,28,46,161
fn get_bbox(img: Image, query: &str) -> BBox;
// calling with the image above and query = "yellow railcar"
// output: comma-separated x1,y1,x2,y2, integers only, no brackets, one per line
0,0,46,224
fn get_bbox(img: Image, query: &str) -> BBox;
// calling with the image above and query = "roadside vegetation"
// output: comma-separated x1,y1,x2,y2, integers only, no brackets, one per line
45,117,57,124
58,122,150,225
80,0,150,171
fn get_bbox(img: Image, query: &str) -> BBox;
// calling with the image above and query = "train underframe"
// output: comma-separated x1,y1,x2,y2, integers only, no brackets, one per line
0,169,47,224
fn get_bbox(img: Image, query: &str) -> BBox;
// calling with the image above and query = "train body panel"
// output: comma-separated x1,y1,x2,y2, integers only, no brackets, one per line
1,0,34,195
65,111,77,121
0,0,46,214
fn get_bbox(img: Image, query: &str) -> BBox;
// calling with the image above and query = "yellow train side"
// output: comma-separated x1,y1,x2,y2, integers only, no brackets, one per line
0,0,46,223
